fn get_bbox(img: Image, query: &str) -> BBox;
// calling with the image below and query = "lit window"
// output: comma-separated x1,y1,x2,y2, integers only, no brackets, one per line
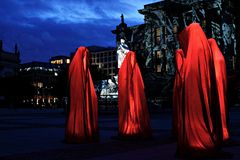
156,50,162,59
66,59,70,64
155,28,161,45
51,59,64,64
54,72,58,76
33,82,43,88
37,82,43,88
155,50,162,73
173,25,178,34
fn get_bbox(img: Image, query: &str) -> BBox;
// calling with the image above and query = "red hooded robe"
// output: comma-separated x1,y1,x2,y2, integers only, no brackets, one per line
208,38,230,141
175,23,222,155
172,49,184,137
118,51,151,138
65,46,98,143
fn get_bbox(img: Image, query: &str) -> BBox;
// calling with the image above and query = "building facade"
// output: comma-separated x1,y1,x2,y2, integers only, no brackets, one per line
88,46,117,79
0,40,20,78
146,0,238,73
112,0,240,106
18,61,62,107
50,55,70,67
114,0,239,75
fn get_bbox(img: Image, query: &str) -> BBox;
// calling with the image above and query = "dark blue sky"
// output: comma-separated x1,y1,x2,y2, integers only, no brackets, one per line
0,0,159,63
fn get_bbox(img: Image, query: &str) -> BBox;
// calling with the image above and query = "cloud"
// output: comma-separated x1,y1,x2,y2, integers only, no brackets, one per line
0,0,160,63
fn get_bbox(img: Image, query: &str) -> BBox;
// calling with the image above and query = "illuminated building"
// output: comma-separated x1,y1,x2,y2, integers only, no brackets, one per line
70,46,117,79
18,61,61,107
113,0,239,74
138,0,239,105
112,0,240,106
50,55,70,68
140,0,238,73
0,40,20,78
89,46,117,79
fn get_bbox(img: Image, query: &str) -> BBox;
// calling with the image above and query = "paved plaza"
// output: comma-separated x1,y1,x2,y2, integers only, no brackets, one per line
0,107,240,159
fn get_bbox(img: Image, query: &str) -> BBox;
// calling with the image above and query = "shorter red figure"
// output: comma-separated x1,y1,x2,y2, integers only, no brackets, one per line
65,46,98,143
208,38,230,141
172,49,184,138
118,51,152,138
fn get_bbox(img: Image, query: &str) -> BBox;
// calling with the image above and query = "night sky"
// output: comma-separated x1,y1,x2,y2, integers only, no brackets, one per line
0,0,160,63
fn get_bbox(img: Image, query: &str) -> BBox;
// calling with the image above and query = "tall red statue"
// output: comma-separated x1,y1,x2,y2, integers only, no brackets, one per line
118,51,151,138
65,46,98,143
174,23,223,155
208,38,230,141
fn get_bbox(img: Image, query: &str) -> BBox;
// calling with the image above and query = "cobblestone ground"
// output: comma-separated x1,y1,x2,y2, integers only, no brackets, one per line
0,107,239,160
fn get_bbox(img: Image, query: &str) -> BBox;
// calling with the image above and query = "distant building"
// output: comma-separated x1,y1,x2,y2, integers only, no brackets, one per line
18,61,61,107
141,0,239,73
0,40,20,78
70,46,117,79
50,55,70,68
88,46,117,79
113,0,239,74
111,0,240,106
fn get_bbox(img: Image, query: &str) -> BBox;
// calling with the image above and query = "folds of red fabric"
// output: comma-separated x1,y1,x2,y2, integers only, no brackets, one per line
208,38,230,141
172,49,184,138
118,51,152,138
65,46,98,143
175,23,222,155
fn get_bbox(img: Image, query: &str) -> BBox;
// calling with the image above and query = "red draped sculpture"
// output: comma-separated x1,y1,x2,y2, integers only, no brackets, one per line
172,49,184,138
118,51,152,138
173,23,224,155
208,38,230,141
65,46,98,143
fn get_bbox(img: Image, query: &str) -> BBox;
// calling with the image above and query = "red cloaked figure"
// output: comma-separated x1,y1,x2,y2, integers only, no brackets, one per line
118,51,151,138
65,46,98,143
172,49,184,138
208,38,230,141
175,23,222,156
